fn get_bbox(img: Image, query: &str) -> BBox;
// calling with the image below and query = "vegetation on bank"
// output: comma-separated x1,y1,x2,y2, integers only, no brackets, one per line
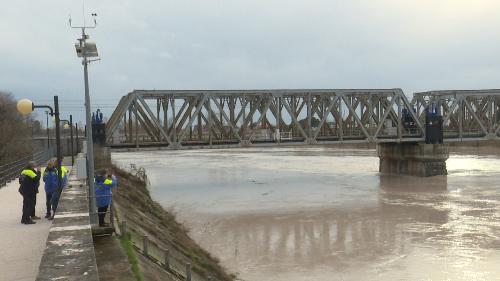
0,92,33,165
111,165,234,281
120,233,144,281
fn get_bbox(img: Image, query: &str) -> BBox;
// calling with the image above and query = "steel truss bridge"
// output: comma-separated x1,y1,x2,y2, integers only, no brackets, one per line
105,89,500,149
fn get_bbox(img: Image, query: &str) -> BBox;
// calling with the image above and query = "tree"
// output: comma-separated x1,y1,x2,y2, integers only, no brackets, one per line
0,92,33,165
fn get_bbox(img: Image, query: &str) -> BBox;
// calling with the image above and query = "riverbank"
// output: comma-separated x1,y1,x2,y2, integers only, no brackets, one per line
109,165,234,281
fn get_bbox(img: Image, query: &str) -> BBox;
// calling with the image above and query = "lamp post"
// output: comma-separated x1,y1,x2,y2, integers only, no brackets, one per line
45,111,50,149
60,115,74,165
75,123,79,154
17,96,63,192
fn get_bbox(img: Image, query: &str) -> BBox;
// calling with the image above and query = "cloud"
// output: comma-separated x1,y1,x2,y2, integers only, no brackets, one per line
1,0,500,123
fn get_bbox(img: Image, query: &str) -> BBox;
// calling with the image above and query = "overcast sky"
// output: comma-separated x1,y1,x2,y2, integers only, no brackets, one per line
1,0,500,123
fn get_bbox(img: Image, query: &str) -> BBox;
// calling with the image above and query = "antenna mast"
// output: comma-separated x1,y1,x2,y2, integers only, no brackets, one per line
70,3,99,224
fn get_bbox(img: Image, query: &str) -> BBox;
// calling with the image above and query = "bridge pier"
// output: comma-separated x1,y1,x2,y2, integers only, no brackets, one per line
168,142,182,150
377,142,449,177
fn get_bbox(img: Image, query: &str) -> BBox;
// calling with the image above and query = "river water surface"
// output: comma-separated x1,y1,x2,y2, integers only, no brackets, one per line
112,147,500,281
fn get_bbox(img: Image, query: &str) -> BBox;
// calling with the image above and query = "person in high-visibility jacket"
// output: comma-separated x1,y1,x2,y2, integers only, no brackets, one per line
48,159,69,220
94,169,117,227
19,162,41,224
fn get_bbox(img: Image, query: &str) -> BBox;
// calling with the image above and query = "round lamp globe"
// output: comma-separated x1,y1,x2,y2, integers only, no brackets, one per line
17,99,33,115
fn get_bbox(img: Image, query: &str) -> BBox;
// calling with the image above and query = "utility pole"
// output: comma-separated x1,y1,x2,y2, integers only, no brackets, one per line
72,13,99,223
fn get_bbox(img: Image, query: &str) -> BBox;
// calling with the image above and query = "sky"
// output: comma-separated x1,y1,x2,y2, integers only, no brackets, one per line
1,0,500,124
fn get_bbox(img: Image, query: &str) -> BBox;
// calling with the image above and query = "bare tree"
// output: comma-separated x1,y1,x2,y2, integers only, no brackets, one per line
0,92,33,165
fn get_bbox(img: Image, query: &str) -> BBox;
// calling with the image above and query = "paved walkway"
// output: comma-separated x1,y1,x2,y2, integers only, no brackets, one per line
0,167,71,281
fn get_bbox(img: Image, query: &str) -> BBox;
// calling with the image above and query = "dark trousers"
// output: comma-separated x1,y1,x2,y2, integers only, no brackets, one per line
22,195,36,222
98,205,109,225
51,190,61,214
46,192,54,215
31,194,37,217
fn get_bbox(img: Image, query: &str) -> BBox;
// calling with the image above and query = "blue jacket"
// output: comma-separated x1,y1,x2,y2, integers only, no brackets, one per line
94,175,117,207
43,168,59,193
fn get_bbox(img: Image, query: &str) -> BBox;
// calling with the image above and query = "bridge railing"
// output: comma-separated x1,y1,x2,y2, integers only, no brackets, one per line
0,148,55,188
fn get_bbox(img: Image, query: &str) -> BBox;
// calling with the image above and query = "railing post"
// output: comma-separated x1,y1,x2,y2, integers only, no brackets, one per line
142,235,149,256
164,249,170,270
185,263,192,281
121,221,128,237
110,201,115,229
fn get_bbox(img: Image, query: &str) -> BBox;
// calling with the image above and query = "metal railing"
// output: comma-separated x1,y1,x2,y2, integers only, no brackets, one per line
88,194,115,229
0,148,55,188
118,220,217,281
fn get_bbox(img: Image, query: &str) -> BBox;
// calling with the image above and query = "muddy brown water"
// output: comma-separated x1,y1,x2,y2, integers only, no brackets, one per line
112,147,500,281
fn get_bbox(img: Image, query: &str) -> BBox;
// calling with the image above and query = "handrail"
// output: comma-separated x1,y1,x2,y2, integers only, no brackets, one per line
0,148,55,188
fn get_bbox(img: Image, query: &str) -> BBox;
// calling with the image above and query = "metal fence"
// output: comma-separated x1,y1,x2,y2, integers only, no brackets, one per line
0,148,55,188
118,220,217,281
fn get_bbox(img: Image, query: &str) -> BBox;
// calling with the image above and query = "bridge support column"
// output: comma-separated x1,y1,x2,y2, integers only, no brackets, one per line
168,142,182,150
240,140,251,147
377,142,449,177
305,138,317,145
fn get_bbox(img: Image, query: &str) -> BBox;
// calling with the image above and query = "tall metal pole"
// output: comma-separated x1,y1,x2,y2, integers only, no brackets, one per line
70,115,74,165
54,96,63,192
46,111,50,149
76,123,79,154
82,28,97,222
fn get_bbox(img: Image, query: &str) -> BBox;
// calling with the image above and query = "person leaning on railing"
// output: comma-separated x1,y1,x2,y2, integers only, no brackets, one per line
19,161,41,224
94,169,117,227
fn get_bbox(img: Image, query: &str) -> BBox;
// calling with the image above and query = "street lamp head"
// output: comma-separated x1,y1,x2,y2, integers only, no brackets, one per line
64,123,70,129
17,99,34,115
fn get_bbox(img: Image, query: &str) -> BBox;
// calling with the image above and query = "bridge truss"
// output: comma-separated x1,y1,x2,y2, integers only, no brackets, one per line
105,89,500,149
413,90,500,140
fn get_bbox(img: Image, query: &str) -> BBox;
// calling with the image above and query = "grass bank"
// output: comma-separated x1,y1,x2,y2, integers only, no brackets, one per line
110,164,234,281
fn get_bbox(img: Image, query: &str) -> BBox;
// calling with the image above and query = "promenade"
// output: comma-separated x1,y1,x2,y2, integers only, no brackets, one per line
0,178,52,281
0,164,72,281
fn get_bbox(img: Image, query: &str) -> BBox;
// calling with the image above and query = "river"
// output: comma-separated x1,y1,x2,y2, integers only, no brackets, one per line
112,147,500,281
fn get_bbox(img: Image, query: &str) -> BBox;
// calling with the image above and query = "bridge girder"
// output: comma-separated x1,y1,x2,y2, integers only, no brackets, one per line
412,90,500,140
106,89,500,149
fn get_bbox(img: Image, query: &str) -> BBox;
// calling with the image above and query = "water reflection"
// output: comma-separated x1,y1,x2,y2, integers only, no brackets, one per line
186,174,500,280
190,176,449,277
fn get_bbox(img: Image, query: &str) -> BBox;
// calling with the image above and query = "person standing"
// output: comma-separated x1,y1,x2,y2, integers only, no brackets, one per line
42,160,58,218
48,159,69,220
19,162,41,224
94,169,117,227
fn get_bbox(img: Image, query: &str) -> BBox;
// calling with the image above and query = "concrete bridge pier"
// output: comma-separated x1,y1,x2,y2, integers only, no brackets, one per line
377,142,449,177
